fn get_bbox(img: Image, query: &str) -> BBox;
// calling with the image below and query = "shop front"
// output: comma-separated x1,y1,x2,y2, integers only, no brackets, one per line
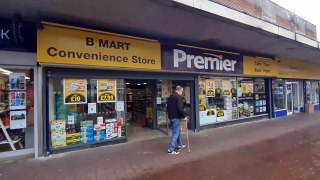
37,23,196,154
272,79,304,117
273,58,320,117
161,44,279,129
0,17,37,159
306,80,320,111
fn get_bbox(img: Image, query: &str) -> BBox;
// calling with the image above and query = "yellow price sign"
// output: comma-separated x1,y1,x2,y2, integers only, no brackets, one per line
97,79,117,103
99,93,115,102
64,79,87,104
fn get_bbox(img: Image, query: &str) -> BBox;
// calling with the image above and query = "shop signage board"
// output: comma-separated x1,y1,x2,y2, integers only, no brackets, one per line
0,17,36,52
37,23,161,70
277,58,320,80
97,79,117,103
243,56,279,77
63,78,87,104
162,45,243,74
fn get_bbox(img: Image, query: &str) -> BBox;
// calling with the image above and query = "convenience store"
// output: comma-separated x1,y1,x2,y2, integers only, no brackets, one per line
37,23,197,153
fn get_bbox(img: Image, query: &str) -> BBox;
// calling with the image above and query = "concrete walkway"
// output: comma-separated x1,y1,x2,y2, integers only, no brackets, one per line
1,113,320,180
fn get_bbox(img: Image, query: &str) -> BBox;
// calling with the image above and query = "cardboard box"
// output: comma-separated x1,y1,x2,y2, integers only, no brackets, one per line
305,104,314,113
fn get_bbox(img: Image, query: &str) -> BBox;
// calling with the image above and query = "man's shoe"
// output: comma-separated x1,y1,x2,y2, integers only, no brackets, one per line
168,149,179,155
177,144,186,151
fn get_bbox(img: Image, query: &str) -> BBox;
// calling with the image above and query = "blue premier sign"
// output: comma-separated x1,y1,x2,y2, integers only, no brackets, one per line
162,44,243,74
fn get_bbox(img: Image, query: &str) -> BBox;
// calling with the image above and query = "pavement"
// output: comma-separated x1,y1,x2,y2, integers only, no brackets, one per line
1,112,320,180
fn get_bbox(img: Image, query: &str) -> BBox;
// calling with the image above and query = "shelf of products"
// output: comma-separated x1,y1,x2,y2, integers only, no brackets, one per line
132,89,146,114
126,89,133,121
145,86,153,125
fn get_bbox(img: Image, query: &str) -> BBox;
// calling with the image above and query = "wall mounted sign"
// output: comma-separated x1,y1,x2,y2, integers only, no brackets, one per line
37,23,161,70
0,17,36,52
243,56,279,76
162,45,243,74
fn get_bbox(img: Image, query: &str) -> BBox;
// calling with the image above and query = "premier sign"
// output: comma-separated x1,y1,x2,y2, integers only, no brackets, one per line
173,49,237,71
162,45,243,74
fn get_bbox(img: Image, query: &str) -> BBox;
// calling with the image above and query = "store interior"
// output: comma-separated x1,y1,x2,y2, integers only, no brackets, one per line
125,79,192,142
0,68,34,153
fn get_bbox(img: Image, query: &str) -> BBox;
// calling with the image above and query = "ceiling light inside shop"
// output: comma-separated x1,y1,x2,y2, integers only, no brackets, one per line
25,77,30,80
0,68,12,75
126,83,130,85
143,83,147,85
137,84,141,86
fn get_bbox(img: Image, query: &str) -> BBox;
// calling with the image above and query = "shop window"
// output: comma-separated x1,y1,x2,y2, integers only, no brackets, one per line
48,77,125,149
272,79,285,110
237,78,267,118
306,81,319,104
199,77,237,125
0,68,34,153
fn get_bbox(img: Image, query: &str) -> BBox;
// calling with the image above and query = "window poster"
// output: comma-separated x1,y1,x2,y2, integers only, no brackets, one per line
205,79,215,97
10,110,27,129
50,120,67,148
222,80,231,95
9,73,26,90
64,79,87,104
161,80,172,98
9,91,26,110
97,79,117,103
199,109,217,125
241,82,254,97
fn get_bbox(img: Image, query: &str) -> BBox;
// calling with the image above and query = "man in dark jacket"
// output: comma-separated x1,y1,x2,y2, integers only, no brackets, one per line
167,85,187,154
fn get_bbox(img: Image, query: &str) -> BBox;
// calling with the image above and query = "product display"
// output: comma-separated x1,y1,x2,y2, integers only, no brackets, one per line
49,78,126,149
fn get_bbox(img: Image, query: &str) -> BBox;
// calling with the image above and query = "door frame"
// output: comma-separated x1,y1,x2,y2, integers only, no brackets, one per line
286,82,299,115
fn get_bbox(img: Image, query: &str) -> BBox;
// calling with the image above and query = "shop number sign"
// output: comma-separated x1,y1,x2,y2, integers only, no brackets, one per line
97,79,117,103
64,79,87,104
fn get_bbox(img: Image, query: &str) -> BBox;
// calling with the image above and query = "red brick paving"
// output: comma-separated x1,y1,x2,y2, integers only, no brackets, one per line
1,113,320,180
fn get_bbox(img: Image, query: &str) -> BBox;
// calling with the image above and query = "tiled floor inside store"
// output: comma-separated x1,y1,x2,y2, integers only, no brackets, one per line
126,121,168,142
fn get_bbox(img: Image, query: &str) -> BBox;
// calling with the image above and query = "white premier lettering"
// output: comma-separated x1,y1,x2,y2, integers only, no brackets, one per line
173,49,237,71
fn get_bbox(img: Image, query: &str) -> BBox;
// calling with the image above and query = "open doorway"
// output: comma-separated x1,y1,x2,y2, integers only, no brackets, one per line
125,79,164,142
125,79,193,142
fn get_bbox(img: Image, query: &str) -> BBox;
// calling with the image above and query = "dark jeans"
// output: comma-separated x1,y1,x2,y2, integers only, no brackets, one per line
168,118,183,151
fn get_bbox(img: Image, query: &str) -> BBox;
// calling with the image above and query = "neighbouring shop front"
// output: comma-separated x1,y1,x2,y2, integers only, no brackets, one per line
37,23,197,154
0,17,37,159
272,58,320,118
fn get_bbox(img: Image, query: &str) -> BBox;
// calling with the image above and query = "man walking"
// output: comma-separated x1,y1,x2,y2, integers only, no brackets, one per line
167,85,187,155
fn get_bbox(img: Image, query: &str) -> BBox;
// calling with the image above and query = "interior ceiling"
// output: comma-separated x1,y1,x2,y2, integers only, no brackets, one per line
1,0,320,64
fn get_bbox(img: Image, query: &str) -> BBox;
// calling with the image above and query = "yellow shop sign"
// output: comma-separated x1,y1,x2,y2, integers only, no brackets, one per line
243,56,279,76
37,23,161,70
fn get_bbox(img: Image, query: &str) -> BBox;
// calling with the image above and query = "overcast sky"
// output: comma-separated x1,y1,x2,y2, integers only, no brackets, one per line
271,0,320,40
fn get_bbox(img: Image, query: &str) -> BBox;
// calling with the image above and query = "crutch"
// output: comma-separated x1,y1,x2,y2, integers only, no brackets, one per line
186,119,191,153
183,117,191,153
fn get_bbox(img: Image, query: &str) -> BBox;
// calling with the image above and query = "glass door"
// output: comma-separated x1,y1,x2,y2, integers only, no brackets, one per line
286,83,293,115
156,80,170,134
292,83,300,113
